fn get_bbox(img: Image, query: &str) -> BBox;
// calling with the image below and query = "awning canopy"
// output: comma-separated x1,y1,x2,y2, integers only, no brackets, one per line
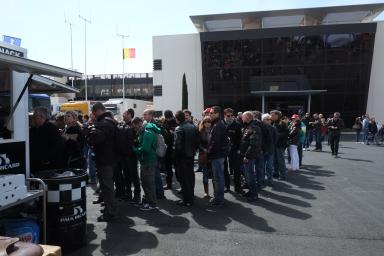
250,90,327,96
0,52,81,78
30,75,79,94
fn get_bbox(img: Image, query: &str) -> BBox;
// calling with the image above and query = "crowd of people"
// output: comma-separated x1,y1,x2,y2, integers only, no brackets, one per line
29,104,353,222
353,114,384,145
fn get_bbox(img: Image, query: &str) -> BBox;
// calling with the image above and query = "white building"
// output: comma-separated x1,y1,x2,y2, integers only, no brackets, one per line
153,3,384,126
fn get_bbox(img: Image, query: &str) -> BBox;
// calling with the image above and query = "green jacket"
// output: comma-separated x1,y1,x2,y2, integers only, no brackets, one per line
133,122,160,165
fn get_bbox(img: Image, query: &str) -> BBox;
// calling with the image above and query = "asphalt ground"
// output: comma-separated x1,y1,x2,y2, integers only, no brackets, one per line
68,138,384,256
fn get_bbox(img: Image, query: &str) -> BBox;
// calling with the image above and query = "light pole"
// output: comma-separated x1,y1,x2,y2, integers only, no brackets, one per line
79,14,91,100
116,29,129,99
64,18,75,87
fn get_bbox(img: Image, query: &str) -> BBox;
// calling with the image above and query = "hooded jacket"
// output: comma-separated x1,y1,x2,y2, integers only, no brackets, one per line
133,122,161,165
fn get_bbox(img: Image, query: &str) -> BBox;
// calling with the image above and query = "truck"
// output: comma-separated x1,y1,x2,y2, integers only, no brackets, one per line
59,101,100,116
103,98,153,122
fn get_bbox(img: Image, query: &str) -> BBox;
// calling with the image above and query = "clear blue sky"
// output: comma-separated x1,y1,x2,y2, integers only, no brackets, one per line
2,0,383,75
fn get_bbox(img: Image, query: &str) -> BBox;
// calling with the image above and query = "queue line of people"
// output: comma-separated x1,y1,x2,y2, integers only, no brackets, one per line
29,104,345,222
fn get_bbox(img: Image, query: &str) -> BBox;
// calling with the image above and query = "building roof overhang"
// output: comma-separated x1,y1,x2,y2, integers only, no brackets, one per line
190,3,384,32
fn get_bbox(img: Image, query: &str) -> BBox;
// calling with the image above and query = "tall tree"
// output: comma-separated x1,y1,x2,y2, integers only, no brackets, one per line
182,73,188,110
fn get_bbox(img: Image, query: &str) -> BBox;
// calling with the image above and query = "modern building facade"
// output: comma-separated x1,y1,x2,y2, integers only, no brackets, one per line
72,73,153,101
153,4,384,126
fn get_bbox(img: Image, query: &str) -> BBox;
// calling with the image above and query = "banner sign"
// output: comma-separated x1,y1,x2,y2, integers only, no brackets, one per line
0,142,26,175
0,46,24,58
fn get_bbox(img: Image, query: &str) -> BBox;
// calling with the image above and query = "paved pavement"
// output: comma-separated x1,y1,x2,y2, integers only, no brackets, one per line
68,140,384,256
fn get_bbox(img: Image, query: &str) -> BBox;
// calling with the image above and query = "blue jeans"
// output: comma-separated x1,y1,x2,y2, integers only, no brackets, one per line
88,148,96,181
364,129,369,144
211,158,225,203
304,130,310,148
315,131,322,150
201,164,210,185
264,153,274,182
243,159,257,196
274,147,287,178
255,155,265,187
155,160,164,197
355,130,362,142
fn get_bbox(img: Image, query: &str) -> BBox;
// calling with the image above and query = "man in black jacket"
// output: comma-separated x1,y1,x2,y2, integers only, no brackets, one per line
30,107,66,173
120,109,140,203
270,110,289,180
173,111,199,206
87,103,118,222
262,113,277,186
208,106,229,205
240,111,262,202
327,112,344,158
224,108,243,193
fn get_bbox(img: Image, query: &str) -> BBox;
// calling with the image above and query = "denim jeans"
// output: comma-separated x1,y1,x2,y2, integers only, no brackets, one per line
243,159,257,196
274,147,287,178
315,131,322,150
211,158,225,203
264,153,274,182
355,130,362,142
364,129,369,144
289,145,299,171
88,148,96,181
201,164,210,185
255,155,265,187
155,160,164,197
304,130,310,148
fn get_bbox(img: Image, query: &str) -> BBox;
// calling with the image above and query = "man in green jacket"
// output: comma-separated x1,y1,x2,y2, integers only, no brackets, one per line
132,118,161,211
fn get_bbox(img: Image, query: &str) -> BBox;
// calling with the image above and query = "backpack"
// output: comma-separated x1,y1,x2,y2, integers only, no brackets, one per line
155,133,167,158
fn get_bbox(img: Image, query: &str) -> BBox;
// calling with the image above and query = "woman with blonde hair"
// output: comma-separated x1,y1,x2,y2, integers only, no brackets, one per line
62,110,85,168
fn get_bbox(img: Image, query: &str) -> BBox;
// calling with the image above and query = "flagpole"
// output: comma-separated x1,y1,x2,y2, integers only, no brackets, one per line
116,31,129,99
79,14,91,101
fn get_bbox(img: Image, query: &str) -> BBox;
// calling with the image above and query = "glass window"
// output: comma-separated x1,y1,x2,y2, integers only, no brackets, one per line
0,70,12,140
326,34,352,49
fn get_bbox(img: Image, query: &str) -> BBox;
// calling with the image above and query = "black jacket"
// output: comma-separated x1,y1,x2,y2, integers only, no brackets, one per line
240,120,262,160
87,112,118,167
288,126,300,146
265,125,278,154
225,119,242,152
273,120,289,148
327,118,344,137
208,119,229,160
163,118,178,152
116,123,136,158
174,121,199,158
30,120,66,172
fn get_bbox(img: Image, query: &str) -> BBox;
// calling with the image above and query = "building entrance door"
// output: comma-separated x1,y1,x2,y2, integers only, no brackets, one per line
266,97,306,117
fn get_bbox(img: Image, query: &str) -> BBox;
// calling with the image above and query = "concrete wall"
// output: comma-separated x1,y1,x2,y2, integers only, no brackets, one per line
152,34,204,119
367,21,384,123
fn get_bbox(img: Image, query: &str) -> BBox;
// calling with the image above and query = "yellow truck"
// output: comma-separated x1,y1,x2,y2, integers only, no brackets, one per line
59,101,99,116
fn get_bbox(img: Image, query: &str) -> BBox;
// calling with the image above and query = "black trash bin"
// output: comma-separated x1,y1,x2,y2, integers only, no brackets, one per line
35,169,87,251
